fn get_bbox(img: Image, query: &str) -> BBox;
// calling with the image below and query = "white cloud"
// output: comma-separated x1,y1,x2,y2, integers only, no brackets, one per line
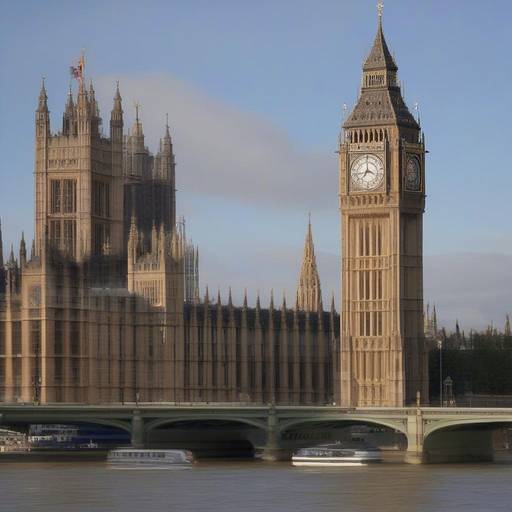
96,73,336,212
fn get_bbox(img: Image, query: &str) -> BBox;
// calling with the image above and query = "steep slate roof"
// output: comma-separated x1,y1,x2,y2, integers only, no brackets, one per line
343,19,419,130
363,18,398,72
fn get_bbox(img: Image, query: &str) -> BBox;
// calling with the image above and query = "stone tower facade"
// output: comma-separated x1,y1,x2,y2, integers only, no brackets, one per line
297,219,322,313
338,14,429,407
35,79,124,261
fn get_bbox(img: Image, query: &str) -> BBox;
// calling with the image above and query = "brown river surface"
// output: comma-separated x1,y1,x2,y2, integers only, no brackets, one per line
1,459,512,512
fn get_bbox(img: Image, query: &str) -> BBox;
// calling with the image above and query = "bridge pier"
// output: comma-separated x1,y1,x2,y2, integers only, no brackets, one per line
260,406,290,461
404,408,425,464
131,410,146,448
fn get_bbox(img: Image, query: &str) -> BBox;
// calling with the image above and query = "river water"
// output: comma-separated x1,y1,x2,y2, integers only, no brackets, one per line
1,460,512,511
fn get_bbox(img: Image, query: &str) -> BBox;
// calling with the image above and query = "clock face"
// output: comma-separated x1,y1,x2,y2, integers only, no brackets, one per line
405,156,421,191
350,154,384,191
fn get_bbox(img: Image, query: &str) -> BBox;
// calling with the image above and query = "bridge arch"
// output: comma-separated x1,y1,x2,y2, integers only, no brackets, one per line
421,416,512,464
145,416,268,434
278,415,408,437
81,418,132,434
424,416,512,439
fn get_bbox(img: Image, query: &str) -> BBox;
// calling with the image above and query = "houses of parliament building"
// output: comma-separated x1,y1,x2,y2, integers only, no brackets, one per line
0,11,428,408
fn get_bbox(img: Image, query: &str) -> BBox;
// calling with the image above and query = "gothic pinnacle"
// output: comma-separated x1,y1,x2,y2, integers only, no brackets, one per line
37,76,48,112
112,81,123,113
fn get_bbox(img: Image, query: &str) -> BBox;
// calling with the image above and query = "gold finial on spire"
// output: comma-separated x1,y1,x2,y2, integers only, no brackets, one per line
134,100,140,121
377,1,384,18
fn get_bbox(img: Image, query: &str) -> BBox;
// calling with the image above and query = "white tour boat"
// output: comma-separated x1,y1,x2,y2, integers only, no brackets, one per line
292,442,382,467
107,448,195,469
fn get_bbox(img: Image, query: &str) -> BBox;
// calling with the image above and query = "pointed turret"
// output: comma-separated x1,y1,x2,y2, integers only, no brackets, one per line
243,288,248,309
62,84,76,136
89,81,99,117
432,305,438,337
36,77,50,138
112,81,122,113
88,80,100,135
131,103,144,141
37,77,48,113
8,244,16,268
30,239,35,261
76,77,89,116
296,216,322,313
110,81,123,144
19,232,27,268
155,113,175,182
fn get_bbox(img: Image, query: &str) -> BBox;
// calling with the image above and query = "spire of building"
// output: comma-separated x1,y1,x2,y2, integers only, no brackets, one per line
505,315,511,337
37,77,48,113
89,80,100,119
8,244,16,268
112,81,123,114
65,84,74,112
110,81,123,144
76,73,89,116
62,84,76,135
19,232,26,268
343,7,418,131
296,216,322,313
132,102,144,138
363,6,398,72
164,113,171,140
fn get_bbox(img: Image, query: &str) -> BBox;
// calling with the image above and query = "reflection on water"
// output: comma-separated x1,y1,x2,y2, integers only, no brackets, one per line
1,460,512,512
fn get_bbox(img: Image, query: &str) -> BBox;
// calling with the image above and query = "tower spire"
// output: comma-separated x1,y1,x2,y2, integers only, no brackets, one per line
37,77,48,113
296,216,322,312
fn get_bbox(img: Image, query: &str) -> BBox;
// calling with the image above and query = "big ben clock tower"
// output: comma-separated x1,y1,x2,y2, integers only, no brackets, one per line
339,9,428,407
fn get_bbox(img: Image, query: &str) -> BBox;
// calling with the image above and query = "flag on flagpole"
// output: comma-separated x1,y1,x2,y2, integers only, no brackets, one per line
69,53,85,81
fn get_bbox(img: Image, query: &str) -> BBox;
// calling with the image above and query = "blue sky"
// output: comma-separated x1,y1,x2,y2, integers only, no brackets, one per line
0,0,511,329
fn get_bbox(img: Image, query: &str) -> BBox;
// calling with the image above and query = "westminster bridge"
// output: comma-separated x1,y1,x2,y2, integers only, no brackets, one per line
2,403,512,463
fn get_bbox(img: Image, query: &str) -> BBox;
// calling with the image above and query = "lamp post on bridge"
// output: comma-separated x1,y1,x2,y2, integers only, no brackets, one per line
438,338,443,407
